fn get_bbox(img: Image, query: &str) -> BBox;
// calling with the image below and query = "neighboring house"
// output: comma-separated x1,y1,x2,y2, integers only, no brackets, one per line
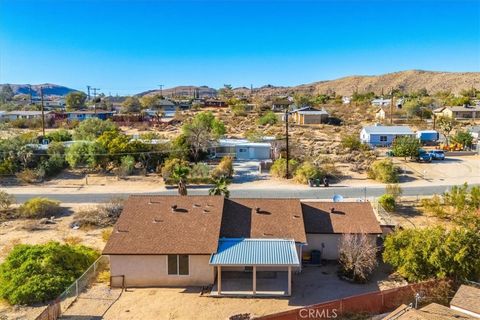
450,285,480,318
103,195,382,297
467,126,480,140
360,125,415,146
210,138,272,160
384,303,474,320
66,110,115,121
290,106,329,125
433,105,480,120
2,110,53,121
375,108,386,121
385,284,480,319
342,96,351,105
372,98,403,108
204,99,227,107
271,98,291,111
0,111,6,120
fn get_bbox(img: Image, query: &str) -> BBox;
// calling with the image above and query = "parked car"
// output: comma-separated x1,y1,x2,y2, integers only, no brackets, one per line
416,149,432,163
428,150,445,160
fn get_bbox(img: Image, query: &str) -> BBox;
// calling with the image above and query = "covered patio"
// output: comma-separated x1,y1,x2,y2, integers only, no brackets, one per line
209,238,300,297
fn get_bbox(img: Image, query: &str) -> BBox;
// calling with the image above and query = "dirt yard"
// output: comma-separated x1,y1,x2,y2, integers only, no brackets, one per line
60,263,403,320
0,204,109,320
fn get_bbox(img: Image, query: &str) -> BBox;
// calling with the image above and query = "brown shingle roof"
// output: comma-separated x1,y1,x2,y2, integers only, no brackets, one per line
384,303,475,320
220,199,307,243
103,195,225,255
301,202,382,234
450,285,480,315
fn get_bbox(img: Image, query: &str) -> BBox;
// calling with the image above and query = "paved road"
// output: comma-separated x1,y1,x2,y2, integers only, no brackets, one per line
10,184,474,203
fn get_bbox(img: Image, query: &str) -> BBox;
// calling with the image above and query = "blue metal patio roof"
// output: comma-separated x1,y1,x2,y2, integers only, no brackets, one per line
209,238,300,266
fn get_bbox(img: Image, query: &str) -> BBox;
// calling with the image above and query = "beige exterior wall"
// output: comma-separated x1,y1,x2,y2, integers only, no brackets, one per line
305,234,378,260
110,254,214,287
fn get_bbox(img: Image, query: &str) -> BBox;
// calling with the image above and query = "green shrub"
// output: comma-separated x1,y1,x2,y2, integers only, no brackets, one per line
73,118,118,141
45,129,72,142
258,111,278,125
39,154,66,178
293,161,323,184
383,226,480,282
119,155,135,176
18,197,61,218
378,194,396,212
270,158,299,178
0,159,18,175
15,168,44,184
341,134,363,151
190,163,211,179
367,159,399,183
161,158,190,180
0,242,99,305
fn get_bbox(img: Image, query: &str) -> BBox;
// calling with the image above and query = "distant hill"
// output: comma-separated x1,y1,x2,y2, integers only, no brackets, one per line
244,70,480,97
138,85,217,98
0,83,79,97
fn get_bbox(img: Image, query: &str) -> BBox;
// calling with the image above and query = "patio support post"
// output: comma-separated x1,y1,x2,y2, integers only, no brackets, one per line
253,266,257,295
287,266,292,296
218,266,222,295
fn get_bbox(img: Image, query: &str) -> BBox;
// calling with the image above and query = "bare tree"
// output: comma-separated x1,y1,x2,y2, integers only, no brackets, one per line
338,233,378,283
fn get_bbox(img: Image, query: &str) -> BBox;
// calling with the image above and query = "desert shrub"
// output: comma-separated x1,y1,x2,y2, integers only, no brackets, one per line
18,197,61,218
367,159,399,183
258,111,278,125
0,191,15,210
211,156,234,178
119,155,135,176
97,270,110,283
293,161,323,184
420,195,448,218
73,198,124,228
15,168,44,184
341,134,363,151
378,194,396,212
385,184,403,200
0,159,17,175
0,242,98,305
383,226,480,282
63,236,82,245
101,228,113,242
270,158,299,178
73,118,118,141
190,163,211,178
45,129,72,142
339,233,378,283
161,158,190,180
39,154,66,178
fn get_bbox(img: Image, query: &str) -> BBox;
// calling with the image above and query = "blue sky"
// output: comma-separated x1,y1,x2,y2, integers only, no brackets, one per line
0,0,479,95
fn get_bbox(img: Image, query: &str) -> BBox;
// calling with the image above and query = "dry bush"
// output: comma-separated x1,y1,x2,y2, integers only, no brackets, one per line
102,228,113,242
338,233,378,283
21,221,46,231
63,235,82,245
97,270,111,283
0,239,21,258
73,198,124,228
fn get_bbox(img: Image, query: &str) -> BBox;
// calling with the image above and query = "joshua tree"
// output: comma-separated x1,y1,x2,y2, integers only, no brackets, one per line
172,165,190,196
209,176,231,198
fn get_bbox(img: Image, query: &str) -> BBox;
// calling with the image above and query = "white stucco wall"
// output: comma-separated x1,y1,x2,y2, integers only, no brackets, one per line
305,234,378,260
110,254,214,287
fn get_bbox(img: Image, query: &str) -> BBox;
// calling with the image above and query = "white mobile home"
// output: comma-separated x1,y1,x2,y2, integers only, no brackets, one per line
360,125,415,146
211,139,271,160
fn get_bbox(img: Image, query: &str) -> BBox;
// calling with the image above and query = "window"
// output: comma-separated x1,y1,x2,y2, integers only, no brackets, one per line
167,255,189,275
379,135,388,142
239,148,247,152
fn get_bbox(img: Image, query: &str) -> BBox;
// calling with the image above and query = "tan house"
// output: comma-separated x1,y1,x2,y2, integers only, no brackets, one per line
290,106,329,124
103,196,382,297
433,105,480,120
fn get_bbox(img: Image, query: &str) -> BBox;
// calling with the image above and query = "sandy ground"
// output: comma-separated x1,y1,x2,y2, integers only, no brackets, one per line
0,204,108,320
60,264,401,320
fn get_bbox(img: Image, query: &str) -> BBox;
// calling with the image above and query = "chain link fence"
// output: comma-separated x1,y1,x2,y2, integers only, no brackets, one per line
35,255,109,320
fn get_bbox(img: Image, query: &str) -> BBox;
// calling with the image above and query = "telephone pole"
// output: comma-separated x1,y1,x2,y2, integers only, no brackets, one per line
285,108,290,179
158,84,164,97
390,87,394,125
28,84,33,104
40,87,46,137
87,85,91,101
91,87,100,100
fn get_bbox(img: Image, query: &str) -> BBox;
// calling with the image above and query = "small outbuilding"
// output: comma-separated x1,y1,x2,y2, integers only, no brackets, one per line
290,106,329,125
211,139,271,160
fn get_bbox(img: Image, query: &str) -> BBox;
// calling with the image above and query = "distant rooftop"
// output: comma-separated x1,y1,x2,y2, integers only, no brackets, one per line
363,125,414,135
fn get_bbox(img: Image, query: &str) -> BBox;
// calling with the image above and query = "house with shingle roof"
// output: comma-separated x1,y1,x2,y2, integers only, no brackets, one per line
103,196,382,296
450,285,480,318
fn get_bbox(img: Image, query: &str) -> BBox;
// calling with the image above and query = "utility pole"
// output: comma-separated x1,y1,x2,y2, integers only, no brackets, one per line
158,84,164,97
285,108,290,179
28,84,33,104
87,85,91,101
91,88,100,113
91,87,100,100
390,87,394,125
40,87,46,137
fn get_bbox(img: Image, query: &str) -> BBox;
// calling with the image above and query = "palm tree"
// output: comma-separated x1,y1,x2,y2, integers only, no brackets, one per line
209,176,231,198
172,165,190,196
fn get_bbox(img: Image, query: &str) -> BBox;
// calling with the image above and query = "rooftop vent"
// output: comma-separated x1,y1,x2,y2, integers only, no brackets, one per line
153,218,163,223
203,209,210,213
255,207,260,213
171,205,178,212
116,228,129,233
193,204,201,208
263,232,274,236
330,207,335,213
293,214,301,219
